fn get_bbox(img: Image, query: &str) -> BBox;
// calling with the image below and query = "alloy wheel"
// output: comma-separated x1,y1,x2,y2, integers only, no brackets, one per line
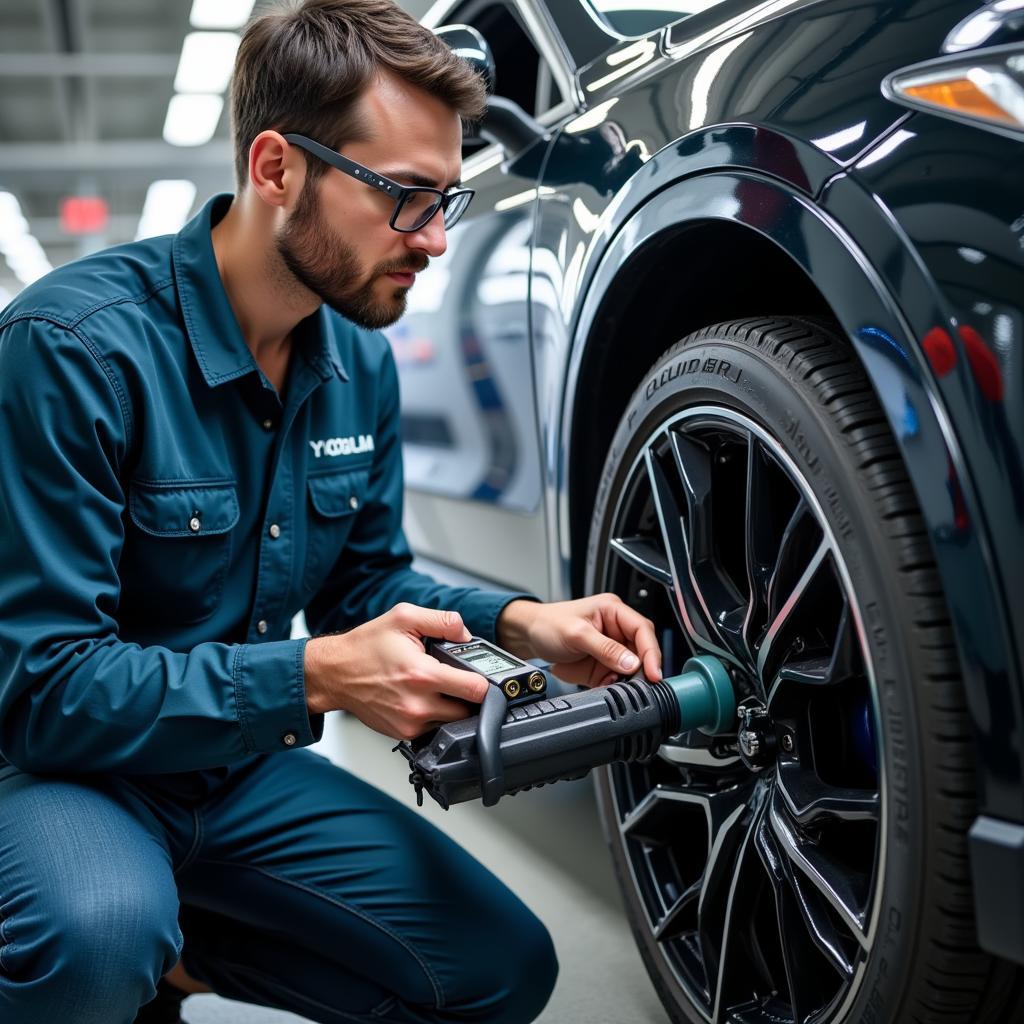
601,406,884,1024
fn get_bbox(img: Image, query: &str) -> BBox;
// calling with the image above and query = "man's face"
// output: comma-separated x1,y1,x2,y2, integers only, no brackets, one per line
275,73,464,330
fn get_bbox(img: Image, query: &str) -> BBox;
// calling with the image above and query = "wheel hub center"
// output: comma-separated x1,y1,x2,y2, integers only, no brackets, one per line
737,699,774,770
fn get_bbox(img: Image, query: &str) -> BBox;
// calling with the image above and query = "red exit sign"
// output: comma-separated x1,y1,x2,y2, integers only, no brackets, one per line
60,196,109,234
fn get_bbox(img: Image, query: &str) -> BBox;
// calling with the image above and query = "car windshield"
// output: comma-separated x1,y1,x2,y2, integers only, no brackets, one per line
588,0,727,36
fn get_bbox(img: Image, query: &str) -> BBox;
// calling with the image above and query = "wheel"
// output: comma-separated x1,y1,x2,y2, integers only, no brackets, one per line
586,318,1022,1023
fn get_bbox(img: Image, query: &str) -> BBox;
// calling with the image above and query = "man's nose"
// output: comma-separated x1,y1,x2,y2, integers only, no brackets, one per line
405,213,447,257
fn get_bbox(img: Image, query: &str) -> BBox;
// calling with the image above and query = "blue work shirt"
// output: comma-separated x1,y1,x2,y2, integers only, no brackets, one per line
0,193,527,791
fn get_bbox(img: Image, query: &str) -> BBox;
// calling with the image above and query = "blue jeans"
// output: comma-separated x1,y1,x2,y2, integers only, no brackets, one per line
0,750,557,1023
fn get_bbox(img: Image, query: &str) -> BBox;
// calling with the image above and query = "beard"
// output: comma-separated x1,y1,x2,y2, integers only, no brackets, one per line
274,179,428,330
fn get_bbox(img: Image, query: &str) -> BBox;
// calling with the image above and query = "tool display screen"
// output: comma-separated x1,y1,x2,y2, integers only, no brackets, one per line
460,646,518,676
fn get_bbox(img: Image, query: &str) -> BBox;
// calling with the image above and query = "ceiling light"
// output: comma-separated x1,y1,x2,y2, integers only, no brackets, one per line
174,32,240,94
136,181,198,239
163,94,224,146
0,191,52,286
189,0,256,29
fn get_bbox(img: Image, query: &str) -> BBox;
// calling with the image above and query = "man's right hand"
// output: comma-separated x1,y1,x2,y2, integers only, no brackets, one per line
303,603,490,741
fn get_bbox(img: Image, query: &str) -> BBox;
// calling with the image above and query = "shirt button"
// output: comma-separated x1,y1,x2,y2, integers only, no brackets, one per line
269,523,281,539
256,620,268,635
282,732,297,747
349,496,359,510
262,418,274,430
188,516,201,533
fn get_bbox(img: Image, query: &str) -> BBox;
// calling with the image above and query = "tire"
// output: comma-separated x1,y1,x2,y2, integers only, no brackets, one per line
585,317,1023,1023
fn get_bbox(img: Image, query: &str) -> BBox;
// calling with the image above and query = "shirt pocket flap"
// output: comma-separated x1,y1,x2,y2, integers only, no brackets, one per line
129,480,240,537
308,468,370,519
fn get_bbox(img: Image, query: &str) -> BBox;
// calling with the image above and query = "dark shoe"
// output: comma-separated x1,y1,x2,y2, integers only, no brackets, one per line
133,977,189,1023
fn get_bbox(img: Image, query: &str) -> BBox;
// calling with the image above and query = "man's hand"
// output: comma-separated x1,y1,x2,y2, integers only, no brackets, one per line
304,603,489,741
497,594,661,687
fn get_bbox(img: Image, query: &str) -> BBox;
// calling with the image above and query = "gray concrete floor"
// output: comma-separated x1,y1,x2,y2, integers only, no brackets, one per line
179,711,668,1024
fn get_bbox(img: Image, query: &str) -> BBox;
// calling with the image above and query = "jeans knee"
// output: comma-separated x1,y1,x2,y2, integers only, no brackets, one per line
448,904,558,1024
2,883,180,1023
506,912,558,1024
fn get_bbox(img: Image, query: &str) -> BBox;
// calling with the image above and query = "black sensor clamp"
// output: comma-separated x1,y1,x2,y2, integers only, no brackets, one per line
398,637,736,810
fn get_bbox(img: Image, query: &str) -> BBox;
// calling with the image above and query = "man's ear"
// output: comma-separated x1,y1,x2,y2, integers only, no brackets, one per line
249,130,305,208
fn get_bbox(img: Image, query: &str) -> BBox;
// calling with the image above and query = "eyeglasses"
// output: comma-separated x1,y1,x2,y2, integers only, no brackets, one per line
283,133,475,233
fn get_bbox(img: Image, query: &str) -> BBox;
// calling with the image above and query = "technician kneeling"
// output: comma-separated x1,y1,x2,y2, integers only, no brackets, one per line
0,2,663,1022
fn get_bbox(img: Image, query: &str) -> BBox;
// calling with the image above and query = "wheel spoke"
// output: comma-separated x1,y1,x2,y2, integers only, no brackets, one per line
743,434,778,658
755,811,855,1017
609,535,673,587
644,445,737,665
619,784,694,841
778,763,880,826
654,878,702,940
710,796,763,1023
756,536,831,680
773,601,859,691
769,799,870,949
669,432,748,663
658,740,741,770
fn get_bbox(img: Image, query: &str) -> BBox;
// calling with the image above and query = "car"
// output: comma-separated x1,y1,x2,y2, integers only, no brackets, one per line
386,1,1024,1021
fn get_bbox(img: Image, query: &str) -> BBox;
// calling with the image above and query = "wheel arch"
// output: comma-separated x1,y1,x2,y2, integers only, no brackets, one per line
559,168,1024,821
565,216,834,597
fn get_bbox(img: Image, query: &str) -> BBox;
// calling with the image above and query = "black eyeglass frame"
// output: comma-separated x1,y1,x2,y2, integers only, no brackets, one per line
282,133,475,233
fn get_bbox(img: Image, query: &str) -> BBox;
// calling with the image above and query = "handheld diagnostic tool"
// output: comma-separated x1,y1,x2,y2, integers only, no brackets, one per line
401,641,736,810
426,638,547,700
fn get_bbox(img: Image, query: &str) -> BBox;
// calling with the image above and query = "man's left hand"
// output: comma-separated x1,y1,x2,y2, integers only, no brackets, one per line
497,594,662,687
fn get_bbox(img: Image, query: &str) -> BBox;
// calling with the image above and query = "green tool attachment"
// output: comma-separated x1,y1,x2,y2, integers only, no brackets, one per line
662,655,736,734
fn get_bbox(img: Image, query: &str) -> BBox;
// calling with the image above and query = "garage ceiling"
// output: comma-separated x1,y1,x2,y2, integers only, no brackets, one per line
0,0,433,303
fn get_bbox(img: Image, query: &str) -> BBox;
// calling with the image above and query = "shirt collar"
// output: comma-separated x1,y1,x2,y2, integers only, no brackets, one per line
172,193,348,388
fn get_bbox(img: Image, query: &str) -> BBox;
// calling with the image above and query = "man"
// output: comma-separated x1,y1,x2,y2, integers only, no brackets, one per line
0,1,661,1021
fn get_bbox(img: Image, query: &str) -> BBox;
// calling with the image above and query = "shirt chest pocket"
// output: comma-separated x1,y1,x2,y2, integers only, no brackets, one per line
120,479,239,626
304,467,371,593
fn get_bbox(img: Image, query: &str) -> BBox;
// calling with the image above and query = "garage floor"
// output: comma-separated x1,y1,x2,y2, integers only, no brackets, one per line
176,711,668,1024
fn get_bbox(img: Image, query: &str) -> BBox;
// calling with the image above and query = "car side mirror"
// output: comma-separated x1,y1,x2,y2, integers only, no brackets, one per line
435,24,496,93
436,23,547,157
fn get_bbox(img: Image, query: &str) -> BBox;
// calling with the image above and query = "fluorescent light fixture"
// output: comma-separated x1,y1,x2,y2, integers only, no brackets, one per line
174,32,240,94
189,0,256,29
163,94,224,146
136,180,198,239
0,190,52,286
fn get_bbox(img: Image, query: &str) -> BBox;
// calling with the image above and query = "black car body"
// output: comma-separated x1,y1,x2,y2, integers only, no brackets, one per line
390,1,1024,1020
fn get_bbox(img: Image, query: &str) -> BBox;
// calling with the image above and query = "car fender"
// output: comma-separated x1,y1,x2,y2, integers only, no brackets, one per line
558,167,1024,823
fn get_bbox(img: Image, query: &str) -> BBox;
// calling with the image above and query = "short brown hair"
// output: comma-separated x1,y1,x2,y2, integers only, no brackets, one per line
230,0,487,190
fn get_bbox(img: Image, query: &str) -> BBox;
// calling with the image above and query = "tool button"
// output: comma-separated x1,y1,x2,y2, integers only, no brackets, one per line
262,418,274,430
349,496,359,510
256,620,268,635
188,516,201,533
269,523,281,539
282,732,297,747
